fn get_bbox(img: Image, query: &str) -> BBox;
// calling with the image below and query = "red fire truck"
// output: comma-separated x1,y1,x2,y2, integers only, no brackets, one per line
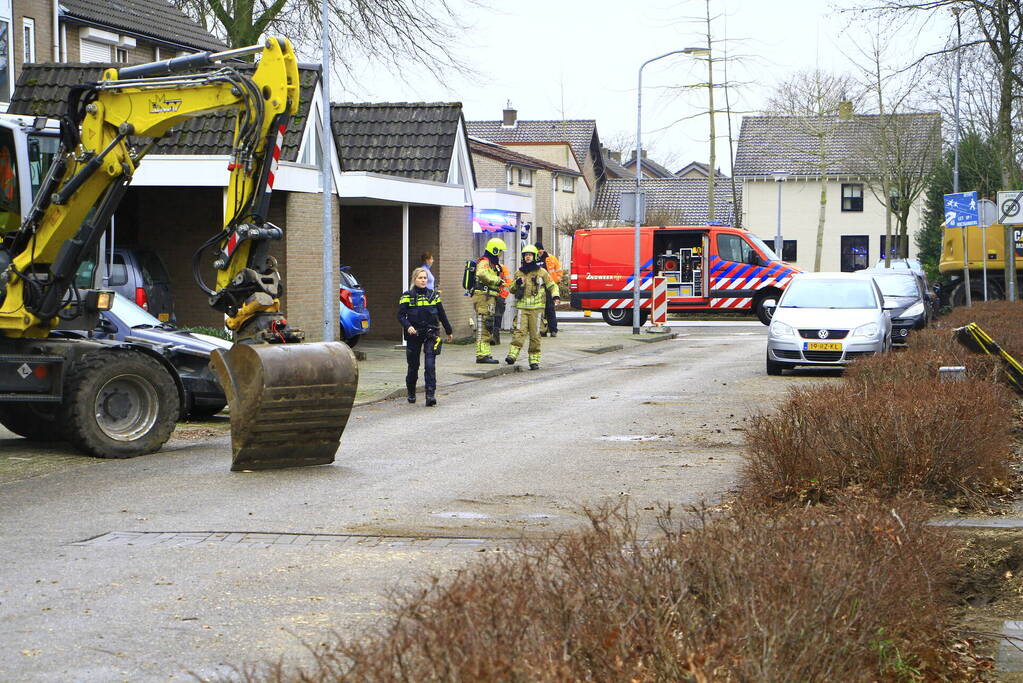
571,225,801,325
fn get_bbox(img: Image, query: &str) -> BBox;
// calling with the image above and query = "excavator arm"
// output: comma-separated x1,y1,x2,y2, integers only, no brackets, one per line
0,39,357,469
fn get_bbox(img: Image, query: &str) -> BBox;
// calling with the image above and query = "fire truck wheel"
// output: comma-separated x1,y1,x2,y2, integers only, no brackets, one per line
601,308,647,326
754,292,780,325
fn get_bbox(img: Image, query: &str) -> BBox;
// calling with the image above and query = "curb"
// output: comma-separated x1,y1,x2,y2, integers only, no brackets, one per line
457,365,523,379
632,332,679,344
582,344,625,354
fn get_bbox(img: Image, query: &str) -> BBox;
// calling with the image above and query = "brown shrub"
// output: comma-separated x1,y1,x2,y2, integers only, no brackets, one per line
936,301,1023,360
232,500,964,682
740,377,1015,506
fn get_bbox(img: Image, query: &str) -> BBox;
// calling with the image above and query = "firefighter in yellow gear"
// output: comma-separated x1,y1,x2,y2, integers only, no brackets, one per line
505,245,560,370
535,241,563,337
473,237,506,363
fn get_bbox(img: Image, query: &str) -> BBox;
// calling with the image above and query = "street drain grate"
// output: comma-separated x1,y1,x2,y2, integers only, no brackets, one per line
72,531,514,550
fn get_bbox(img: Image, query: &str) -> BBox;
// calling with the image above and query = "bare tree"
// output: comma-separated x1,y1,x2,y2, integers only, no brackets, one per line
765,70,860,271
850,30,942,264
172,0,482,82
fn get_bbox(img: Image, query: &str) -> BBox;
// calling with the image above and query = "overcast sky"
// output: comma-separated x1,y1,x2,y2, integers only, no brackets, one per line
329,0,951,174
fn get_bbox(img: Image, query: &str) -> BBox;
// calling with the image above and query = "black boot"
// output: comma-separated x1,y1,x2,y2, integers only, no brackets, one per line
425,392,437,407
476,356,499,364
406,382,416,403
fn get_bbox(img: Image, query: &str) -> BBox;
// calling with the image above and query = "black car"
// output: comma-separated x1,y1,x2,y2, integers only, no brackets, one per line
60,294,231,419
867,270,930,345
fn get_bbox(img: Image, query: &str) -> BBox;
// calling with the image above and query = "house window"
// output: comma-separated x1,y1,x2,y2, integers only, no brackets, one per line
840,235,870,272
841,183,863,212
518,168,533,187
22,17,35,65
782,240,797,262
561,176,575,193
115,47,128,63
506,166,514,186
879,234,906,259
535,226,543,245
0,21,10,102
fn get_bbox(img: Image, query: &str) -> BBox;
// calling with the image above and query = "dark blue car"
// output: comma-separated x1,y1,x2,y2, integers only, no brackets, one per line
339,266,370,346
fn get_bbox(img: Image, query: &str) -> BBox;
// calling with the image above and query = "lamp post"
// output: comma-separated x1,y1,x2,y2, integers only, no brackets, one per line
633,47,708,334
773,172,789,259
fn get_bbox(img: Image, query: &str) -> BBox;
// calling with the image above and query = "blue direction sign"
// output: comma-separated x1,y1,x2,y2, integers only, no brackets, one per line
944,191,979,228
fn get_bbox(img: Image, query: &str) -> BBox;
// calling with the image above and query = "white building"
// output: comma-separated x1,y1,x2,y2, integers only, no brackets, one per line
734,109,940,273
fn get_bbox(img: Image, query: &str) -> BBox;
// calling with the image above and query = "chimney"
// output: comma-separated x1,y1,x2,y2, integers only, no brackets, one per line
838,100,853,120
502,100,517,127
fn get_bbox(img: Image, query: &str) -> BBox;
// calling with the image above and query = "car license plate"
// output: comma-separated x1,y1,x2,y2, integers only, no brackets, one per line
158,313,170,322
804,342,842,351
361,320,368,328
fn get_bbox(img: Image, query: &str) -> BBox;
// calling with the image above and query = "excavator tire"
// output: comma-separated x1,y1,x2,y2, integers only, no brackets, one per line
63,349,180,458
0,402,66,441
210,341,358,471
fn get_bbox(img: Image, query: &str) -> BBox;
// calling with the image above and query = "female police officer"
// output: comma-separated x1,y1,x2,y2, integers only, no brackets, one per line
398,267,453,406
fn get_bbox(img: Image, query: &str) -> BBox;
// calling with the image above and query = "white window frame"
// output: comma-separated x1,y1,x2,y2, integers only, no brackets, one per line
506,166,514,186
0,19,12,101
115,47,128,63
518,168,533,187
562,176,575,193
22,17,35,65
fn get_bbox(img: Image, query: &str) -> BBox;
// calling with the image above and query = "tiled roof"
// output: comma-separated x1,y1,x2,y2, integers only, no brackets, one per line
465,119,596,168
622,154,675,178
674,161,729,179
60,0,225,52
593,178,740,225
330,103,465,182
601,150,632,179
733,113,941,178
470,138,580,176
9,63,318,162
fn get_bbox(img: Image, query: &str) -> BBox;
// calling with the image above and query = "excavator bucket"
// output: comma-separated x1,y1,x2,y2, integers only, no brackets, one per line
210,342,358,471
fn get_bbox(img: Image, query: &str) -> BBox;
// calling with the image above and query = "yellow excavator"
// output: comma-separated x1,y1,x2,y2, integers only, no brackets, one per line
0,38,357,470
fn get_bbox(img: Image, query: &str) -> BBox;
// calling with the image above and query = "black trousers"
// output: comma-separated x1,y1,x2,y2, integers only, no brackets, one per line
406,333,437,394
543,291,558,334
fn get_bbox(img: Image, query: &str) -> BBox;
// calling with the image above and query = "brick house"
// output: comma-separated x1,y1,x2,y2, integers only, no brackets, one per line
466,105,605,268
734,109,941,272
468,136,582,252
1,0,222,107
10,63,529,341
330,102,529,339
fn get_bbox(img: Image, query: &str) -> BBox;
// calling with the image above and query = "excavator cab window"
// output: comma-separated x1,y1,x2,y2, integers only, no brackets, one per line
27,133,59,200
0,127,19,233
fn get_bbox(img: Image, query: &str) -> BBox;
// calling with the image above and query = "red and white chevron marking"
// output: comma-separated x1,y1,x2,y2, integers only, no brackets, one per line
601,277,653,309
650,277,667,325
265,123,286,193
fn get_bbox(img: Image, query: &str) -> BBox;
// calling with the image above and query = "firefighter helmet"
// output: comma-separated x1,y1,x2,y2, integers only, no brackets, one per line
521,244,539,257
485,237,507,255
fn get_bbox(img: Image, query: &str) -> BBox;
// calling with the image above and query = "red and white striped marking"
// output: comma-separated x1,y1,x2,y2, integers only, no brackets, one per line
264,123,286,193
650,276,667,325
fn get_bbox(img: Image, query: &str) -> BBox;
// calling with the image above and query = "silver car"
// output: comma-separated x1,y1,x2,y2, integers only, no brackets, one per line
766,272,893,375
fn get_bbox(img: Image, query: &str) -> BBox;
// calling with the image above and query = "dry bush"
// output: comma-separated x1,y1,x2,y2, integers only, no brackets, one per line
231,500,966,682
741,377,1015,506
935,301,1023,360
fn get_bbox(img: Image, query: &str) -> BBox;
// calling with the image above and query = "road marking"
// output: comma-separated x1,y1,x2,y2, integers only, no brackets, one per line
72,530,516,549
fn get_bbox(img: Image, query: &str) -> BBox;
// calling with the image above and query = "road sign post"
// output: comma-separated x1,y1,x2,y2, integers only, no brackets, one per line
944,191,979,306
978,198,998,301
996,190,1023,302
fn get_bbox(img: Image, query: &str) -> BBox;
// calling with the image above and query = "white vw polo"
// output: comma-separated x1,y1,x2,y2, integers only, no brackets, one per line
765,272,893,375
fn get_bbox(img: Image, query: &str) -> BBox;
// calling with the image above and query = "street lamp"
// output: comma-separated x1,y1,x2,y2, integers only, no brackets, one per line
633,47,707,334
773,171,789,259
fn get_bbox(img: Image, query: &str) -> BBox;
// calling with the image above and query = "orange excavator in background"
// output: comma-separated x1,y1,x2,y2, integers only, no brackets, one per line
0,38,357,470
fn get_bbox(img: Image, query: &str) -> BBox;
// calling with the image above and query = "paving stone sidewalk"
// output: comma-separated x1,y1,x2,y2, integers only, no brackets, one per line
350,318,677,405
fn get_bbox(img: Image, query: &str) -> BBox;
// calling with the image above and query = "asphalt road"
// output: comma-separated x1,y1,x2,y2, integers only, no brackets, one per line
0,325,811,681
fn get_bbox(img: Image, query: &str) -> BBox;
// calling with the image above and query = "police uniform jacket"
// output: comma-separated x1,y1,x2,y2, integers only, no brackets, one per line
397,287,453,340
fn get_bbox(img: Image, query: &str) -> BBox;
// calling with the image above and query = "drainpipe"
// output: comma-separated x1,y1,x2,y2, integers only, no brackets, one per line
551,173,557,257
51,0,59,61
